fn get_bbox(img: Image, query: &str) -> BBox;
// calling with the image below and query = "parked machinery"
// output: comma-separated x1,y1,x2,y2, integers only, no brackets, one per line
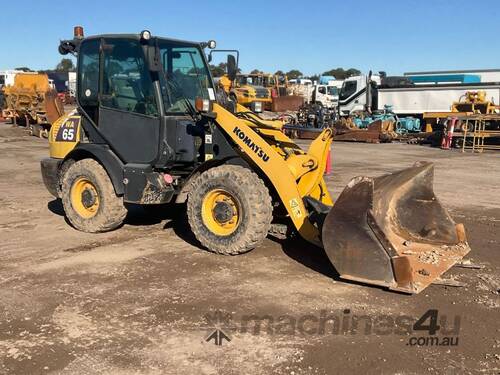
353,105,421,134
217,72,273,110
2,73,64,137
452,91,499,114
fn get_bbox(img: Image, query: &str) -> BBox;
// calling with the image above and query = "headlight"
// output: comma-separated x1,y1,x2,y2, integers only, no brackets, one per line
251,101,263,113
195,97,212,112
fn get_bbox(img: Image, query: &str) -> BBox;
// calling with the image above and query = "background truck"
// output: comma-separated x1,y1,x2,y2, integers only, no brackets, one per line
338,72,500,118
313,79,343,109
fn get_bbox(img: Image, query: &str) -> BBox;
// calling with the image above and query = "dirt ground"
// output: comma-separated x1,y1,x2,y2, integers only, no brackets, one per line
0,123,498,375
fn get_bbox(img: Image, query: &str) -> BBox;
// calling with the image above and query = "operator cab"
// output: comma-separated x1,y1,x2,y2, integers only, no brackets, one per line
66,29,222,167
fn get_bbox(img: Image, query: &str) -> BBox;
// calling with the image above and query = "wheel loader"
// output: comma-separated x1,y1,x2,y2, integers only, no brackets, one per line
41,27,470,294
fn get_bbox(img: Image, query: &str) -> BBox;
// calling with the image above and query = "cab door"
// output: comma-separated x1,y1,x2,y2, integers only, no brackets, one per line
98,38,161,164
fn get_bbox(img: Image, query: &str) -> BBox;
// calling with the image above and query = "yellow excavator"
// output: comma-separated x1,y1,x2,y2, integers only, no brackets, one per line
41,27,470,294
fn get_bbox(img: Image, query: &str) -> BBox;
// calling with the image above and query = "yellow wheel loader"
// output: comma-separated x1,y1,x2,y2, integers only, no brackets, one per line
41,28,470,294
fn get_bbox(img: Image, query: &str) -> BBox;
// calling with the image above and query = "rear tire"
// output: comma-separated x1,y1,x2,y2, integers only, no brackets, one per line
61,159,127,233
187,165,273,255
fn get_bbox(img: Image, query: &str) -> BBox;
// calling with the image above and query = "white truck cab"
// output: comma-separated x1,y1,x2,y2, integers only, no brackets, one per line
288,78,313,86
314,81,343,109
338,75,381,115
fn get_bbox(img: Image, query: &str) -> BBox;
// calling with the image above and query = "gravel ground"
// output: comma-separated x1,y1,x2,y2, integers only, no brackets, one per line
0,124,498,374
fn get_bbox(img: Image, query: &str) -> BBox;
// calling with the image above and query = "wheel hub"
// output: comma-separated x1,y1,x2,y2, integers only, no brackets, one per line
81,188,97,208
213,201,234,223
70,177,100,219
201,189,240,236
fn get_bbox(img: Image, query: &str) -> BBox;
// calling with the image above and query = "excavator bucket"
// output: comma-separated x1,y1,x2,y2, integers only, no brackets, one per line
322,161,470,294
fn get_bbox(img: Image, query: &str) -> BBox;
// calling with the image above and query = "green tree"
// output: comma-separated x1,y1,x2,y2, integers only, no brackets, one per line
286,69,303,79
56,58,76,72
322,68,361,80
15,67,33,72
209,62,227,77
308,74,320,82
274,70,285,76
250,69,263,74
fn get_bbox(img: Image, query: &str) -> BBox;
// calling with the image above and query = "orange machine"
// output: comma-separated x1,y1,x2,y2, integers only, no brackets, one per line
2,73,64,137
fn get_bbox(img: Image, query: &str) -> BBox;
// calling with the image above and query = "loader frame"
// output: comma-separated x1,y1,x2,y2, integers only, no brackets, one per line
42,30,471,295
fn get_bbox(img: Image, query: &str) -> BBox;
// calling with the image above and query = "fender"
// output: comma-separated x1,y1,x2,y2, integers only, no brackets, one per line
65,143,125,195
175,156,250,203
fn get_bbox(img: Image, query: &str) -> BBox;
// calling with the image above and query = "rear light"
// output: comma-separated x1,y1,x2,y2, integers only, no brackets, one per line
163,173,174,184
195,97,211,112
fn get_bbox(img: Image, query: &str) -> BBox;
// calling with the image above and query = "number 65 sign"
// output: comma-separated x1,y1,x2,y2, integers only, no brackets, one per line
55,117,81,142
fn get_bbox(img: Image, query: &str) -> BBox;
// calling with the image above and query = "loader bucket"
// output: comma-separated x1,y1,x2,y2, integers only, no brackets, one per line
322,161,470,294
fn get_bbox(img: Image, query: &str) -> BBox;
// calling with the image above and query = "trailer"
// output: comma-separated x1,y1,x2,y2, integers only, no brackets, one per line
339,73,500,118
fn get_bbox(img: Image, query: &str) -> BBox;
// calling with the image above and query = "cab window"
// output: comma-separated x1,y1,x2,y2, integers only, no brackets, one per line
340,81,357,100
78,39,100,123
101,39,158,116
327,86,338,96
159,42,212,113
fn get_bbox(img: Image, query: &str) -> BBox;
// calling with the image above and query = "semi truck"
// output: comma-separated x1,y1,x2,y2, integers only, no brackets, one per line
338,72,500,118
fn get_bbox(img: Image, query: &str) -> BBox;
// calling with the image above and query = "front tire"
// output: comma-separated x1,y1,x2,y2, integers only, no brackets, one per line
61,159,127,233
187,165,273,255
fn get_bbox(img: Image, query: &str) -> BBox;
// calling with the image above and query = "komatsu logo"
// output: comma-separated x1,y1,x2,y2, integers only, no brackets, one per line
233,127,270,162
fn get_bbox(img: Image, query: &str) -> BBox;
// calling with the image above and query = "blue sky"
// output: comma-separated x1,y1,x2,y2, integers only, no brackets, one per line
1,0,499,76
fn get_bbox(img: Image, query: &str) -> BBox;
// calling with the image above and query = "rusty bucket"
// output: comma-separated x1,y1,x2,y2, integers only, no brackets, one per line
322,162,470,294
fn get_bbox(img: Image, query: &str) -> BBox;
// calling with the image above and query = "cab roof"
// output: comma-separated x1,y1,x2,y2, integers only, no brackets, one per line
82,33,202,47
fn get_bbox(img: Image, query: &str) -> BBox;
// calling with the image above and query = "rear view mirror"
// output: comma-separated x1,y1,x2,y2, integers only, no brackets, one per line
227,54,237,81
146,45,161,72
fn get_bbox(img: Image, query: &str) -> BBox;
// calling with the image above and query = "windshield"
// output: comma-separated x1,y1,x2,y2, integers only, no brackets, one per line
236,75,272,87
327,86,339,96
157,40,213,113
237,75,261,86
236,76,251,85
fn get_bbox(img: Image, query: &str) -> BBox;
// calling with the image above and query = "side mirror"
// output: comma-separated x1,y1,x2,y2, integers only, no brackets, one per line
146,45,161,72
227,54,237,81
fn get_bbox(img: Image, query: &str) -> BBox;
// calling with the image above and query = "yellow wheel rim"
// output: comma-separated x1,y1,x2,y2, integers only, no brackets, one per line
70,177,100,219
201,189,240,236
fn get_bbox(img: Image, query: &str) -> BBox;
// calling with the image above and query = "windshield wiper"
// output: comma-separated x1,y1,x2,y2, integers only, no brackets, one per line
164,74,196,118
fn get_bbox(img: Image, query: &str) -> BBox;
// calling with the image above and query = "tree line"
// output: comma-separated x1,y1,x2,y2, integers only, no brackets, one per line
14,58,76,74
209,65,360,80
19,58,359,81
